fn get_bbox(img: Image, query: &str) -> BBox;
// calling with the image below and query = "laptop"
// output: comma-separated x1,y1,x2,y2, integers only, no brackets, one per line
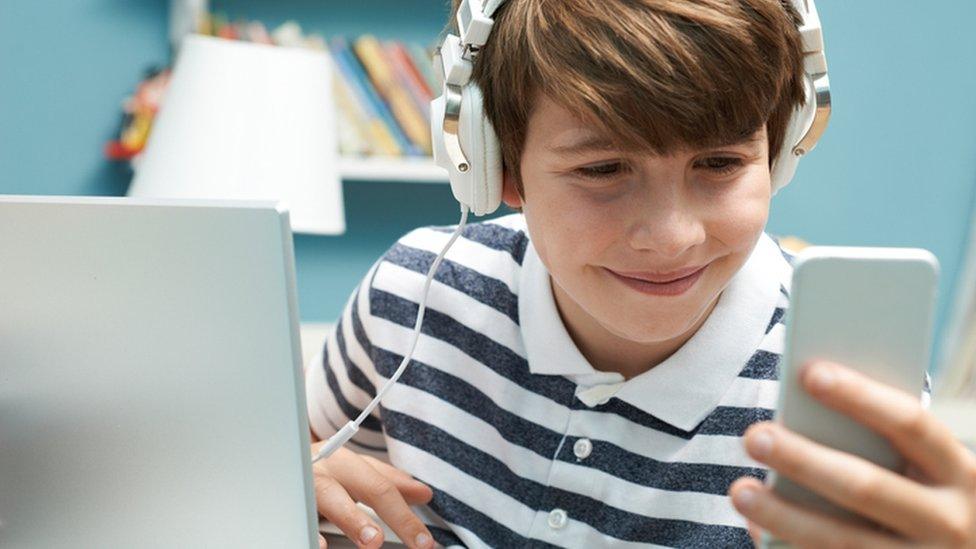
0,196,318,547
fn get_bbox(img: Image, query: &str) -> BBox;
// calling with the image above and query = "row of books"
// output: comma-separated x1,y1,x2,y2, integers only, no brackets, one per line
106,14,440,161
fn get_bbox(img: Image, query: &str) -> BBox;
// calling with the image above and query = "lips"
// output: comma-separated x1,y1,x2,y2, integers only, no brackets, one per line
609,264,708,284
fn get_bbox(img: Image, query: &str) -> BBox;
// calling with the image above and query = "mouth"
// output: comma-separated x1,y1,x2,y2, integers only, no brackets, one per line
608,264,709,284
605,263,709,296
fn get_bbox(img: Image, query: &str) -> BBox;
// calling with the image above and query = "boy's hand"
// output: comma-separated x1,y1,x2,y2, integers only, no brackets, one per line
728,360,976,547
310,441,435,549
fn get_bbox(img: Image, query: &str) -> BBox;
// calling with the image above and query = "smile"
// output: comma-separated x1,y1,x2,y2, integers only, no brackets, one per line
605,264,708,297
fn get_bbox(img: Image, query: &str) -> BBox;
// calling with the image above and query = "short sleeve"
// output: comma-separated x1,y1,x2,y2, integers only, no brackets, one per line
305,263,388,458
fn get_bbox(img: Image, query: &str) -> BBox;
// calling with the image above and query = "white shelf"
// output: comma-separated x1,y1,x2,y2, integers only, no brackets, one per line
338,156,449,184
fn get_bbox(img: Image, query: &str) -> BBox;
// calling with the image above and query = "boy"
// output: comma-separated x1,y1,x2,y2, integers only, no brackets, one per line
306,0,976,547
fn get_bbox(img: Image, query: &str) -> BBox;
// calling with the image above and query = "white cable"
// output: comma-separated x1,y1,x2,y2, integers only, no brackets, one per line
312,205,471,464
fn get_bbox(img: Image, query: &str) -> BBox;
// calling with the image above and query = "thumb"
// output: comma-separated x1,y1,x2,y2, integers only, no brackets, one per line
318,533,327,549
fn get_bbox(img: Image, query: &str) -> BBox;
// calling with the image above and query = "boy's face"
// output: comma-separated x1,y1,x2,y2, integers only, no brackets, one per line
503,94,772,346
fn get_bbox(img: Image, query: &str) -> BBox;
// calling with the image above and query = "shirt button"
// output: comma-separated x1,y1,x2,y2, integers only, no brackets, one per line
573,438,593,459
547,508,568,529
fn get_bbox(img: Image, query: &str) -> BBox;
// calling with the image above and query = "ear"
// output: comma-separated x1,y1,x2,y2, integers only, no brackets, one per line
501,166,523,209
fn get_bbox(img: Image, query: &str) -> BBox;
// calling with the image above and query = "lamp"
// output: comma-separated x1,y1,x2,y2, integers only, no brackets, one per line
128,34,345,235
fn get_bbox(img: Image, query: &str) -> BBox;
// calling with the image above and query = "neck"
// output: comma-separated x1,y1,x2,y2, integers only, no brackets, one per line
551,278,720,380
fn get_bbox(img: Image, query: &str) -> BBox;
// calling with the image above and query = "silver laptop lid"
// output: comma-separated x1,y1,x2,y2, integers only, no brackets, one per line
0,196,317,548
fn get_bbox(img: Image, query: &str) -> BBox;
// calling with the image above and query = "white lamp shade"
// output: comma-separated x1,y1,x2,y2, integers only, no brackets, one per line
129,34,345,235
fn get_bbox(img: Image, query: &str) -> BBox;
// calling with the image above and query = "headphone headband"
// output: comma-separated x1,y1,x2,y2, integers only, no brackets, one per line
432,0,831,214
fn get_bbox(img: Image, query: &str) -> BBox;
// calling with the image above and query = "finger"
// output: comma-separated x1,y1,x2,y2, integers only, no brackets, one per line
801,360,973,485
312,470,385,548
728,477,910,549
362,455,434,505
329,453,435,549
318,533,327,549
746,520,761,547
743,421,959,541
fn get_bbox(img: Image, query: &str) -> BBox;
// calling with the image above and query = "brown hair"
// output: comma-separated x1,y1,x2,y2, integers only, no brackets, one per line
447,0,807,195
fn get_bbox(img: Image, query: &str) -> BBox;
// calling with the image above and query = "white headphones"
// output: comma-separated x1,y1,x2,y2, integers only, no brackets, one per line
312,0,832,462
431,0,832,216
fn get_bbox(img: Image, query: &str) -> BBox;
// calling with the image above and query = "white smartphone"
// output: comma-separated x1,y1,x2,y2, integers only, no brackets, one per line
760,246,939,548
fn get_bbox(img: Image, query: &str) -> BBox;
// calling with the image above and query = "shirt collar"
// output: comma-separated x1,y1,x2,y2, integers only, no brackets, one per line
518,232,787,432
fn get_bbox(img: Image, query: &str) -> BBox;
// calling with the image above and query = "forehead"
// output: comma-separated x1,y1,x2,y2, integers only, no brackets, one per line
526,94,767,157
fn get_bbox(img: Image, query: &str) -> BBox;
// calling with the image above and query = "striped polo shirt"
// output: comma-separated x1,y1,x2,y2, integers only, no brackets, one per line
305,213,927,548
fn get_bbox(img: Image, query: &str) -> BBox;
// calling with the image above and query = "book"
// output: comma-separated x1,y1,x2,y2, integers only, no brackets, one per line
385,41,433,121
407,43,441,95
353,35,432,155
324,49,373,156
332,37,415,156
330,37,409,156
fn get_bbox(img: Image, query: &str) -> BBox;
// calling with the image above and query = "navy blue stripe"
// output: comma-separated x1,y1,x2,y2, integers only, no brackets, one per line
424,486,560,548
335,313,378,398
427,525,466,548
369,288,578,406
373,345,766,495
371,346,564,459
385,409,753,547
320,405,386,452
348,288,378,396
780,284,790,299
382,242,519,324
738,349,780,380
431,222,529,265
698,406,775,436
765,306,785,334
589,395,774,438
322,348,383,432
556,435,765,496
373,285,773,438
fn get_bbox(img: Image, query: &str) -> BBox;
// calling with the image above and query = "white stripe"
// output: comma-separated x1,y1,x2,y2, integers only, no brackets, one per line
372,260,526,357
757,322,785,354
386,438,537,544
370,310,768,468
398,227,522,292
368,312,573,433
322,322,387,448
569,407,765,468
382,383,750,527
551,460,747,529
719,376,780,410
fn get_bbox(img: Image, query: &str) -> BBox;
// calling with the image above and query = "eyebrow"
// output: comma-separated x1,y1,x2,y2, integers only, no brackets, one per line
546,130,765,157
546,135,621,156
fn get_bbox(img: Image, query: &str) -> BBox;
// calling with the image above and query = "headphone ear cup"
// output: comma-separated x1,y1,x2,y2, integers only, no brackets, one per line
770,74,817,195
460,84,503,215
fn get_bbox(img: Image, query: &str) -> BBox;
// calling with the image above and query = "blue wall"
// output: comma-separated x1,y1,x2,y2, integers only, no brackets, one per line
2,0,974,374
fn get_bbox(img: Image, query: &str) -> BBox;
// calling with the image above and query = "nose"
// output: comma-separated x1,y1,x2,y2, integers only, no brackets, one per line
626,193,706,260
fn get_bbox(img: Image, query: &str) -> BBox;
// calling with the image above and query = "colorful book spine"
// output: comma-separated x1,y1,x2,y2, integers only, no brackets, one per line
324,49,373,156
384,41,433,121
407,43,441,95
353,35,431,156
330,37,408,156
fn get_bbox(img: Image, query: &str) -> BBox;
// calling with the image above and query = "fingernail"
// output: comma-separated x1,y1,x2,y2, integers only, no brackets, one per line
733,486,758,510
415,532,432,548
808,363,835,392
360,526,378,543
748,429,773,459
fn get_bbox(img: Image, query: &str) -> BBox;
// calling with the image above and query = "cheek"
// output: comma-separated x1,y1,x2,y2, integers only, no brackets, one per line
706,173,771,243
522,178,617,262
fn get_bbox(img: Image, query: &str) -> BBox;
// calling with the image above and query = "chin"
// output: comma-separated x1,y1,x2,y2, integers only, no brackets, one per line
599,311,697,344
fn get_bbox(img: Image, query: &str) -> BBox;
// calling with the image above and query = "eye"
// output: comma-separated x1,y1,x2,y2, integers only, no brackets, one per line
695,156,743,175
575,162,628,179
